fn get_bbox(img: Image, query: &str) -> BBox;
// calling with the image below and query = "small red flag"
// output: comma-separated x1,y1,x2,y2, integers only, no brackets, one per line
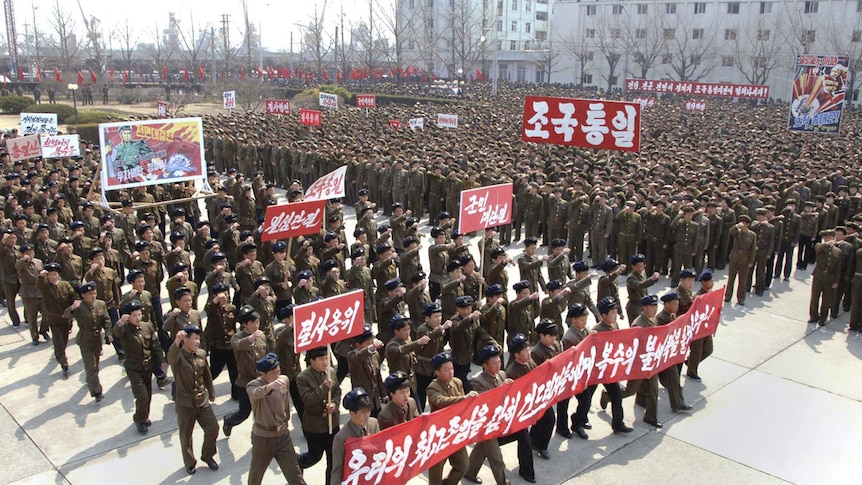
90,69,98,83
17,66,24,81
77,71,84,85
162,65,168,81
199,66,205,80
54,67,62,83
109,68,115,83
183,68,189,82
240,67,246,80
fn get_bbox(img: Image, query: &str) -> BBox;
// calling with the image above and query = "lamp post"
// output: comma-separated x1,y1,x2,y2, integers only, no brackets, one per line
68,84,79,124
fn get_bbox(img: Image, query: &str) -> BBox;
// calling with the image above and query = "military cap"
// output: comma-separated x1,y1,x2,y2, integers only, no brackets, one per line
508,333,530,353
86,247,103,259
358,188,369,196
423,301,442,316
550,238,566,248
513,280,531,292
256,353,279,372
126,269,144,283
355,323,375,342
438,211,451,220
121,299,142,315
384,277,403,290
697,270,714,282
600,258,620,272
597,296,618,314
210,282,230,295
181,324,202,335
377,224,390,234
384,371,411,392
738,214,752,223
430,227,445,238
100,213,115,223
455,295,474,307
322,259,339,272
297,269,313,280
523,236,538,247
432,351,453,369
572,260,590,272
679,268,697,279
491,247,506,259
241,243,258,254
567,303,588,319
350,246,366,259
169,230,186,242
376,242,393,254
172,286,192,301
450,230,462,240
477,344,502,364
546,279,563,291
237,305,260,324
70,220,85,230
343,387,370,411
323,232,339,243
271,241,287,252
172,262,188,274
536,319,558,335
411,271,427,283
276,304,294,320
121,199,134,207
631,253,646,264
210,251,227,263
225,214,239,223
641,294,659,306
19,243,34,252
306,346,328,360
134,241,151,251
661,292,680,303
485,284,504,296
389,314,410,330
77,281,97,294
44,262,62,273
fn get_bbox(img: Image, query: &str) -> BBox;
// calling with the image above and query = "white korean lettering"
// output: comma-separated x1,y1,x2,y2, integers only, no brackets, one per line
581,103,608,146
611,105,637,148
524,100,550,139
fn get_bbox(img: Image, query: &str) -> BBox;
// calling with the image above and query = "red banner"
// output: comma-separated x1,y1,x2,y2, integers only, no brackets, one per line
356,94,376,108
304,165,347,202
265,99,292,116
261,199,326,242
294,290,365,354
7,135,42,162
389,120,402,129
299,108,321,126
625,78,770,99
522,96,641,152
458,183,513,234
342,288,724,485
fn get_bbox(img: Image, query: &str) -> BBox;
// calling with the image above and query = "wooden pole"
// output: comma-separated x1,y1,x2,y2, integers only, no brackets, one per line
327,387,333,434
104,192,220,210
86,161,102,201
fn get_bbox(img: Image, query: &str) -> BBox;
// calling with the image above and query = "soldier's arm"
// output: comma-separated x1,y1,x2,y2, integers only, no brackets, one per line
167,343,180,366
427,383,466,408
246,378,269,401
441,279,460,293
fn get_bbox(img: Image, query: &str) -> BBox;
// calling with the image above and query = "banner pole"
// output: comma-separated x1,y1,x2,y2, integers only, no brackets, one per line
478,233,485,298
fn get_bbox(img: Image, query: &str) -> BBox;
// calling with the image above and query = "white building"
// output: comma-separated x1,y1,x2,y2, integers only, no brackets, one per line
552,0,862,103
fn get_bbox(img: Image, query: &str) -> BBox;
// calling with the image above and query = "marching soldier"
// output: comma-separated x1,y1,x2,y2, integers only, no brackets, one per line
385,315,430,398
66,281,110,401
688,271,716,381
595,297,634,434
330,388,379,485
562,304,593,439
204,282,240,400
809,230,842,326
725,215,757,306
625,253,660,321
622,295,662,428
426,351,474,485
377,370,420,430
348,324,387,417
223,305,269,437
297,346,341,485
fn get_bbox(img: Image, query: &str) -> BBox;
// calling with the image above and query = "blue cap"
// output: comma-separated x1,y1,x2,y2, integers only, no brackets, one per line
485,284,504,296
384,371,410,392
641,294,659,306
477,344,502,364
661,291,680,303
423,301,442,315
343,387,370,411
455,295,474,307
271,241,287,252
697,269,714,282
598,296,618,314
679,268,697,279
389,314,410,330
276,304,294,320
508,333,529,353
432,351,452,370
513,280,531,292
255,353,279,372
572,260,590,272
384,277,403,290
567,303,588,319
600,258,620,272
76,281,97,294
546,279,563,291
631,253,646,264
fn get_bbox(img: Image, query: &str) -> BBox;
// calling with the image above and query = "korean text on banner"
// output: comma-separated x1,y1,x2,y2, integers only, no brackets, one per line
522,96,641,152
98,117,206,191
356,95,376,108
341,288,724,485
788,54,849,134
223,90,236,110
319,92,339,109
261,199,326,242
265,99,292,116
157,101,167,118
40,135,81,158
685,101,707,111
625,79,770,99
20,113,58,135
408,118,425,131
304,165,347,202
294,290,365,354
436,113,458,128
300,109,322,127
7,135,41,162
458,183,513,234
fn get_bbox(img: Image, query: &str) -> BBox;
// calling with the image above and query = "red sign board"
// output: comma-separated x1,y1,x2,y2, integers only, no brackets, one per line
265,99,291,116
342,288,725,485
356,94,376,108
458,183,513,234
7,135,42,162
389,120,402,129
299,108,321,126
522,96,641,152
626,78,770,99
261,199,326,242
294,290,365,354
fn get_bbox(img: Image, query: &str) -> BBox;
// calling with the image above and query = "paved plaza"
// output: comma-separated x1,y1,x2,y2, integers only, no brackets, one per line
1,208,861,485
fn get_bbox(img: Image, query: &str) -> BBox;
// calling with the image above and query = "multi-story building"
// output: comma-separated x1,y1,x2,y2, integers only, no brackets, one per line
552,0,862,103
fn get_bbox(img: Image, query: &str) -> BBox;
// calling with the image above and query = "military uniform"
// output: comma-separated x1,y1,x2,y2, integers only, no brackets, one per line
622,313,660,424
330,418,378,485
426,376,469,485
567,198,591,260
246,375,307,485
296,364,341,485
750,219,776,294
225,328,269,429
615,210,642,267
1,243,21,325
625,271,656,321
69,298,110,397
16,257,44,341
377,396,420,430
670,216,699,287
507,297,537,344
167,343,218,471
347,345,387,415
113,317,165,426
589,203,613,265
726,225,757,304
38,275,77,370
204,300,239,399
810,241,842,324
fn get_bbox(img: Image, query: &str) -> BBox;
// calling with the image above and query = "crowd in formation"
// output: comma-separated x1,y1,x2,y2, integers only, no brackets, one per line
2,81,862,484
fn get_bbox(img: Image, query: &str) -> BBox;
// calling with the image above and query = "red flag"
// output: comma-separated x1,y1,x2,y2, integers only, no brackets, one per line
162,65,168,81
199,66,205,80
54,67,62,83
35,67,41,82
123,71,129,83
258,67,263,78
90,69,97,83
109,68,114,83
322,70,329,80
2,77,5,89
240,66,246,80
336,71,342,83
17,66,24,81
297,67,303,78
77,71,84,85
183,67,189,82
476,69,483,81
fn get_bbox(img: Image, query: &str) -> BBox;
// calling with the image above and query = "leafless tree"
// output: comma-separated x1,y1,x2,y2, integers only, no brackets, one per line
618,8,666,79
661,12,717,81
176,13,207,71
825,16,862,108
375,0,411,79
534,40,563,84
781,2,823,58
112,20,139,71
595,14,624,90
559,30,593,87
144,24,175,72
410,1,439,78
442,0,486,79
301,4,332,77
732,15,786,85
48,0,83,70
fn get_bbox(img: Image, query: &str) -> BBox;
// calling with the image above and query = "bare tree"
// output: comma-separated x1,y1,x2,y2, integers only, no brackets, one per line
662,12,717,81
618,8,667,79
375,0,411,79
534,40,562,84
410,0,440,78
732,15,785,85
145,24,175,72
595,14,624,90
48,0,83,70
825,16,862,108
302,4,332,77
177,13,207,71
781,2,822,58
112,20,139,71
560,30,593,87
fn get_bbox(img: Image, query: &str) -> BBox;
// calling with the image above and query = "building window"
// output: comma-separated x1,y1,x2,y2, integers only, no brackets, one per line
802,30,816,44
408,39,415,49
727,2,740,14
427,17,434,28
524,40,531,50
517,65,526,82
636,28,646,39
853,30,862,42
612,4,623,14
609,75,618,86
691,55,701,65
611,28,621,39
497,0,503,15
758,29,770,41
664,28,675,40
721,56,734,67
536,30,547,41
803,1,818,13
499,63,508,81
525,0,531,11
725,29,737,41
692,28,704,40
511,21,518,32
512,0,518,11
536,11,547,20
759,2,772,14
858,0,862,13
497,40,503,51
510,40,517,50
753,56,767,69
586,5,596,15
694,2,706,14
586,51,594,61
582,73,593,84
535,69,544,84
666,2,677,14
586,28,596,39
525,22,531,33
637,4,648,14
661,54,672,64
497,20,503,31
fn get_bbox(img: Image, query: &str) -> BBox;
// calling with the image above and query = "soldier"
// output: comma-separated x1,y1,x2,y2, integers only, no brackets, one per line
508,281,540,346
405,272,431,332
114,299,166,433
547,187,568,243
775,201,801,281
428,227,453,301
625,253,660,321
346,247,375,325
797,201,819,269
764,205,784,289
669,206,699,287
518,237,548,294
204,282,239,401
265,241,293,311
566,193,591,261
246,353,307,485
377,370,420,430
506,331,554,460
530,320,566,447
622,294,662,428
168,325,219,475
205,252,239,303
426,351,474,485
725,215,757,306
67,281,111,401
567,260,600,322
539,279,569,336
705,201,724,272
385,314,430,396
464,344,536,484
522,182,544,240
235,243,265,305
615,201,642,272
274,305,304,417
16,244,46,345
427,166,446,225
849,243,862,332
655,291,693,413
348,324,387,417
485,247,513,295
125,240,165,330
223,305,270,437
414,302,452,412
687,270,716,381
297,346,341,485
561,304,592,439
330,387,379,485
749,208,776,296
479,284,507,346
164,286,203,343
0,229,22,327
595,297,634,434
589,192,613,267
809,230,842,326
597,258,626,316
249,277,277,352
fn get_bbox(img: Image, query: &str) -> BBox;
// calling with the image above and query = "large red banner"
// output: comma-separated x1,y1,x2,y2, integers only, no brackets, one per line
341,288,724,485
261,199,326,242
458,183,513,234
294,290,365,354
625,79,770,99
356,95,376,108
304,165,347,202
522,96,641,152
300,108,322,126
265,99,292,116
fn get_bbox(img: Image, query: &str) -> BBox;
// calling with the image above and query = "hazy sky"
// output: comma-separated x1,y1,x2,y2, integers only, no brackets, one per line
26,0,380,53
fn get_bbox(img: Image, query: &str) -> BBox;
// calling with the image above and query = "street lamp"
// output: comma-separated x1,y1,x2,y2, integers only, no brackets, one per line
68,84,79,124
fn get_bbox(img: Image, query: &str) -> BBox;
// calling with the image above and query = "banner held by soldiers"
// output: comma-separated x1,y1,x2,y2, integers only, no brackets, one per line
40,135,81,159
20,113,58,135
7,135,41,162
294,290,364,354
299,108,322,127
303,165,347,202
522,96,641,152
458,183,513,234
261,199,326,242
265,99,292,116
356,94,376,109
98,117,206,191
223,90,236,110
319,92,339,109
342,288,724,485
436,113,458,129
788,54,849,134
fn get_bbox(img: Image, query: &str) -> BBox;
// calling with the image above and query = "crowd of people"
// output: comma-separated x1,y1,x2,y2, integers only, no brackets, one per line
2,80,861,484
